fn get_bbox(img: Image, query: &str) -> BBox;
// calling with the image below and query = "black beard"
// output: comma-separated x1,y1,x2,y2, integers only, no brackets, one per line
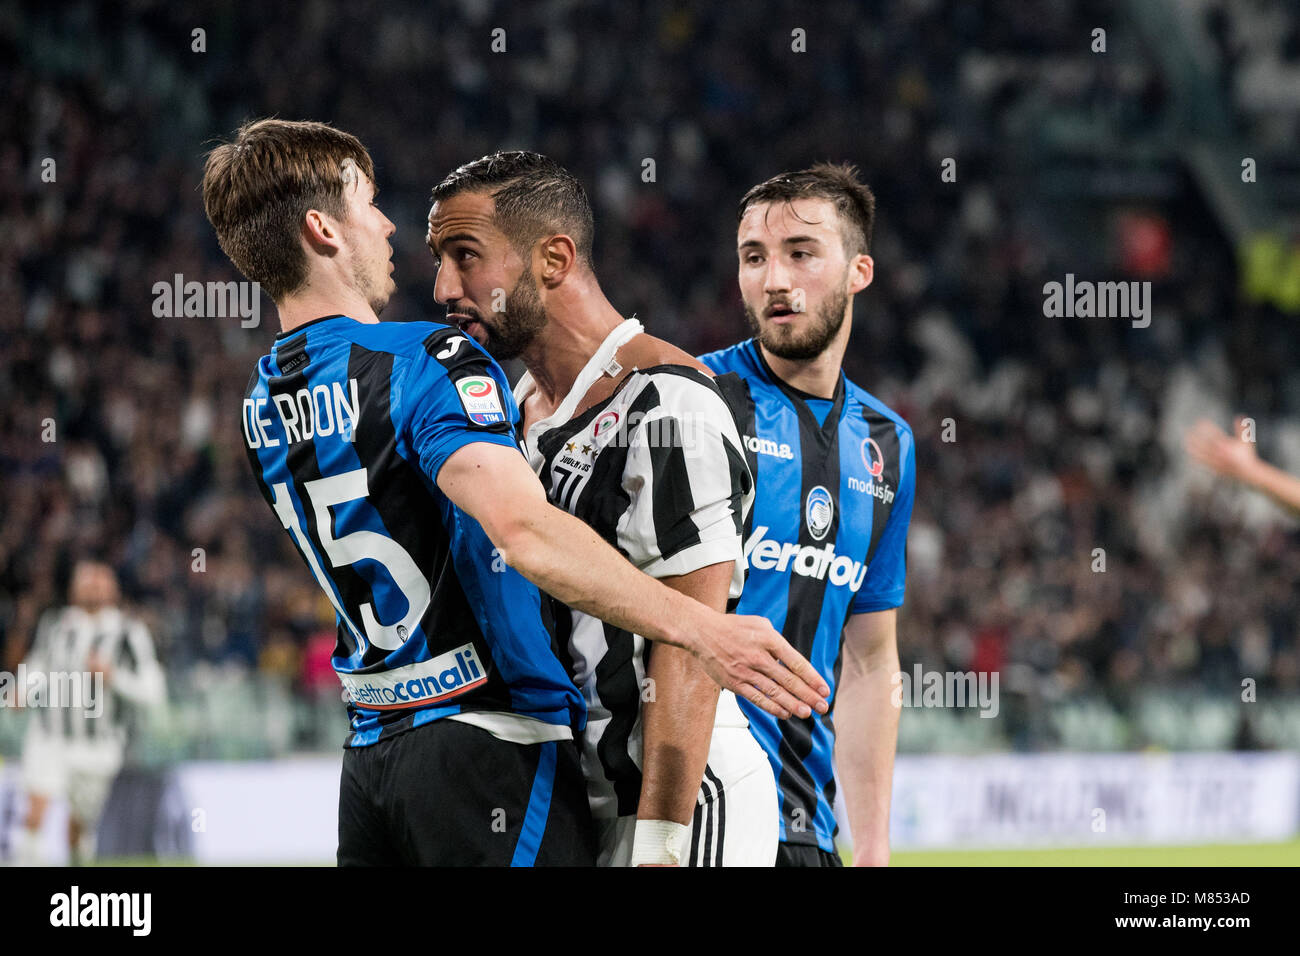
448,270,548,361
745,287,849,360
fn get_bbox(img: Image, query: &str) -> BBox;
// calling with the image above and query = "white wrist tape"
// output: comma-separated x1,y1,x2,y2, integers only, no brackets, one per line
631,819,690,866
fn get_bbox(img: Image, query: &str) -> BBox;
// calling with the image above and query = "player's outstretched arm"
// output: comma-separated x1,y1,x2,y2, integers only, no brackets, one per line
1186,416,1300,516
437,441,829,719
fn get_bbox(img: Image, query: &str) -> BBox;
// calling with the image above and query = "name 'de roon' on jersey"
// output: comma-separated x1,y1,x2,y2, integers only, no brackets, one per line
242,315,584,748
699,338,916,852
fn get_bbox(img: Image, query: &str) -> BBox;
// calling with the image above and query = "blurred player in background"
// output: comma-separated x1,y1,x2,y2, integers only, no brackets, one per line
17,560,165,865
428,152,778,866
700,164,916,867
202,121,826,866
1186,416,1300,516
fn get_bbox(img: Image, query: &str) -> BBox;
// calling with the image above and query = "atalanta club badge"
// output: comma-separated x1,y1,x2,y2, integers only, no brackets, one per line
805,485,834,541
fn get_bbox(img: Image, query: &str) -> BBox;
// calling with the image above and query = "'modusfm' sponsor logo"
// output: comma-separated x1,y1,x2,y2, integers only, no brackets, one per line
744,526,867,591
805,486,834,541
847,437,895,503
744,434,794,460
338,643,486,709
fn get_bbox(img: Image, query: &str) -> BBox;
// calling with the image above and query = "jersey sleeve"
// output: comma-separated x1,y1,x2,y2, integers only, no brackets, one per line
852,425,915,614
696,349,724,375
616,370,754,597
110,616,167,708
401,327,520,484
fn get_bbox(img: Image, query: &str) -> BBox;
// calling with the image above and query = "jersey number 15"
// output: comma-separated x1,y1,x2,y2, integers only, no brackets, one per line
269,468,431,655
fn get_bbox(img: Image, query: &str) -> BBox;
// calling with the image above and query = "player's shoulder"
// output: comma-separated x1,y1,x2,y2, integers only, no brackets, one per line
623,333,713,378
331,318,477,364
609,333,724,403
341,321,507,401
843,375,912,439
697,339,759,379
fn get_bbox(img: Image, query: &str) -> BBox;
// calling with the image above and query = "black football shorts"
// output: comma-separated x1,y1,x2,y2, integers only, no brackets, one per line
337,718,596,866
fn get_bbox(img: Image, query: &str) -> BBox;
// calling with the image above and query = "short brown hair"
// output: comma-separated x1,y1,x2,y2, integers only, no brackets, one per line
430,151,594,267
737,162,876,256
202,119,375,301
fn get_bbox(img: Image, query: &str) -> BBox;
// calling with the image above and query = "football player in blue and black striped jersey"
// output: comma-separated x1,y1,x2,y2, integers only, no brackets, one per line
201,120,827,866
700,164,916,867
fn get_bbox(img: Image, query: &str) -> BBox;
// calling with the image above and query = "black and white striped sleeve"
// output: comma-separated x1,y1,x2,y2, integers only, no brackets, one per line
616,368,754,597
109,616,166,708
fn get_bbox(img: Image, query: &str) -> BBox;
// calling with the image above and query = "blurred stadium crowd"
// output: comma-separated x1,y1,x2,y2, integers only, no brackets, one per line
3,0,1299,754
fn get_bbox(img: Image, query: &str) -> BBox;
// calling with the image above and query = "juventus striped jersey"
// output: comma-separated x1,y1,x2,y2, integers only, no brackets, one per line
516,319,755,819
699,338,915,852
22,605,164,752
242,315,584,748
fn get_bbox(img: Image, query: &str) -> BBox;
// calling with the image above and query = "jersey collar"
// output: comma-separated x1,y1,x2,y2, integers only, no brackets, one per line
273,314,351,344
750,338,846,409
515,318,644,456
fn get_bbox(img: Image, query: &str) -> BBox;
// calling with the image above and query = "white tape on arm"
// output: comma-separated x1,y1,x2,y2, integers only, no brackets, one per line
631,819,690,866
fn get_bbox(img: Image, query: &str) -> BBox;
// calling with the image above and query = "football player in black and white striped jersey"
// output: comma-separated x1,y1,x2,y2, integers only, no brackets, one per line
16,561,165,865
428,153,779,866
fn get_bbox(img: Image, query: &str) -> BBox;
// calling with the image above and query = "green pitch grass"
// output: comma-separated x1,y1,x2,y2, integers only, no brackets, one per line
885,839,1300,866
94,840,1300,866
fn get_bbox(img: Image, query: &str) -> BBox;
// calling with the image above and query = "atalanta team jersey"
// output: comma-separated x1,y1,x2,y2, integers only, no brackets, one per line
699,338,915,852
242,315,584,748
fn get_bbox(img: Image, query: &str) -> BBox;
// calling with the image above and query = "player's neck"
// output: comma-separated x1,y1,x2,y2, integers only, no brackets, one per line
759,323,850,399
275,283,380,336
523,286,626,408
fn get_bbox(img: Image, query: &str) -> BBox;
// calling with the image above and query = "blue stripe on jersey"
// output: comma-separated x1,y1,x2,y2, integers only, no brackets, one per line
700,338,914,852
805,397,834,427
348,724,383,747
511,741,557,867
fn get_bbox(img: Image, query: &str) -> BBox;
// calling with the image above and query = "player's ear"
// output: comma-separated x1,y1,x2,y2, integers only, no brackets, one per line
539,233,578,288
848,252,874,295
303,208,342,253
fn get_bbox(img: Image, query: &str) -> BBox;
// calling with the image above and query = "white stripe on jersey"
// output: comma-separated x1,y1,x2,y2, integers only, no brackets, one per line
517,319,754,820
